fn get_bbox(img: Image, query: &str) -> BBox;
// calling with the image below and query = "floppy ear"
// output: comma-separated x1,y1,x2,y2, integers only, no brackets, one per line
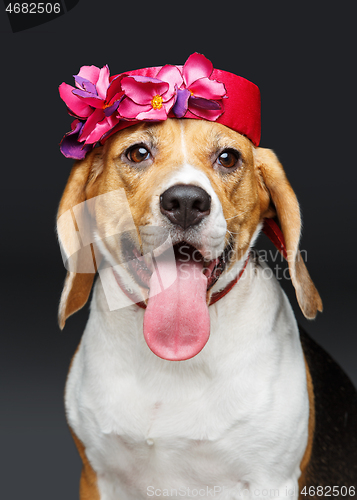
57,148,103,329
254,147,323,319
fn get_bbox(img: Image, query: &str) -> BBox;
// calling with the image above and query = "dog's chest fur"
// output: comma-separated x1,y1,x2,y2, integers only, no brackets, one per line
65,261,308,499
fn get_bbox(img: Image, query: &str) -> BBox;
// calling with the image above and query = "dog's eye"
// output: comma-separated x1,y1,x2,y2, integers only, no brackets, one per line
126,145,151,163
217,150,240,169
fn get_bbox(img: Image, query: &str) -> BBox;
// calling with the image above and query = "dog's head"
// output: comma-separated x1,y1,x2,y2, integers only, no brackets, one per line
57,118,322,358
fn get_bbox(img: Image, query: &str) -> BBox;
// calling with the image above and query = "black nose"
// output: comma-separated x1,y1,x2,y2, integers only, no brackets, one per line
160,184,211,230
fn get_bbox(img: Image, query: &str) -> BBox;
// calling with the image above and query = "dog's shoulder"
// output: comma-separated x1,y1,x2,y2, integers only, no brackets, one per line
300,327,357,488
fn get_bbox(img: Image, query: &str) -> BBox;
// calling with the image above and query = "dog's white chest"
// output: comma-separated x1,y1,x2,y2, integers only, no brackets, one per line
86,386,257,498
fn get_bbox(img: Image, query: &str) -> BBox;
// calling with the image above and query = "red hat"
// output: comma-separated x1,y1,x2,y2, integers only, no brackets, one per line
59,53,261,159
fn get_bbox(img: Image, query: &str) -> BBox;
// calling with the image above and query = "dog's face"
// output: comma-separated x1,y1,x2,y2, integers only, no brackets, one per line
58,118,322,357
91,119,262,269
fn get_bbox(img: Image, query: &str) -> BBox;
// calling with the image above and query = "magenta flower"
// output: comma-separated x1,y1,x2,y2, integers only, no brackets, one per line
118,64,183,121
173,53,226,120
59,65,125,158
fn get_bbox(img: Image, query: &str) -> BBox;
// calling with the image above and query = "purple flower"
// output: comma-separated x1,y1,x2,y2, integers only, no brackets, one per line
59,119,94,159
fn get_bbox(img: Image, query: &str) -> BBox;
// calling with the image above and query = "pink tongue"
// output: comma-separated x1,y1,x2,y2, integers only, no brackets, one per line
143,250,210,361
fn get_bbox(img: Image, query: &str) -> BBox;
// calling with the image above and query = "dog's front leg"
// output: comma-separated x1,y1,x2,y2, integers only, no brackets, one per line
71,429,101,500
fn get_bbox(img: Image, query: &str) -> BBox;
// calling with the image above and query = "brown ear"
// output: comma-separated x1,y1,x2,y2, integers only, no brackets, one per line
57,149,103,329
255,147,323,319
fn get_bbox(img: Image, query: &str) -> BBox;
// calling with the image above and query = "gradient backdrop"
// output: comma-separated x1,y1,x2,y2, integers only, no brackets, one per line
1,3,356,499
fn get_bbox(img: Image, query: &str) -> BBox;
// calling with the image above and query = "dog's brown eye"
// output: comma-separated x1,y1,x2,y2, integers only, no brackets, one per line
217,150,239,169
127,145,151,163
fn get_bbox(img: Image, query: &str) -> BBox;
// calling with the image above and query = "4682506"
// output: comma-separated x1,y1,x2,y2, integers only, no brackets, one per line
301,485,355,496
5,3,61,14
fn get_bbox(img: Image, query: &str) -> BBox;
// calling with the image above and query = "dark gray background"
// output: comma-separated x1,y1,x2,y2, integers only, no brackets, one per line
1,3,356,499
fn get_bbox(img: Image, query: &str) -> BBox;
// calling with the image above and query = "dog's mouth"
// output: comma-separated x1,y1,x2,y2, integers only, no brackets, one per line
121,238,233,292
120,236,233,362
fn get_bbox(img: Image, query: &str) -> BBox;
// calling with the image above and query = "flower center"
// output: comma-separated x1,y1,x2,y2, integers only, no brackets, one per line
190,90,194,97
151,95,163,110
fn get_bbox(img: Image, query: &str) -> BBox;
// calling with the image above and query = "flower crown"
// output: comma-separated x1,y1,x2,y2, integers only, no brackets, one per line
59,53,261,160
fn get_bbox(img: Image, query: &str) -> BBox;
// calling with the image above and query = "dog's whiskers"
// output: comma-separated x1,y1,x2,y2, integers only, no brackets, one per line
225,209,249,221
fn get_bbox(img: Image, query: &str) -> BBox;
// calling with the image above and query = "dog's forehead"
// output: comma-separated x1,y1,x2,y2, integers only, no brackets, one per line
106,119,253,159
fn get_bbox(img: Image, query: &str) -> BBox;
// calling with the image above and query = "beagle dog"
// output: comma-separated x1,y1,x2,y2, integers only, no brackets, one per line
57,119,357,499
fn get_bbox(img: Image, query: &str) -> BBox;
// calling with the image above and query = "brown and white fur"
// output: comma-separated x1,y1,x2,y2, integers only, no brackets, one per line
57,119,357,499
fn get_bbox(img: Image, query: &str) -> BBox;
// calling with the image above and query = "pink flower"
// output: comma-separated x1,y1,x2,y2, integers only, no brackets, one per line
59,65,125,149
59,55,228,160
118,65,183,121
173,53,226,120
